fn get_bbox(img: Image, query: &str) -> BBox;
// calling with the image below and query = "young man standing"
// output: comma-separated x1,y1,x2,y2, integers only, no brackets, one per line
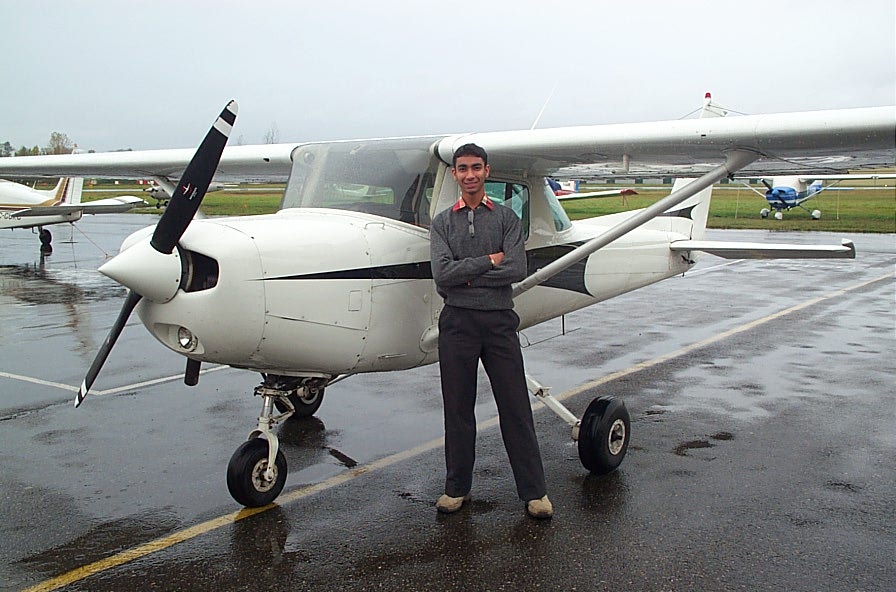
429,143,552,519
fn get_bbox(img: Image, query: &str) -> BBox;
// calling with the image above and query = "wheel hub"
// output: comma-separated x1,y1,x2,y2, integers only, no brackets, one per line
607,419,626,456
251,459,278,493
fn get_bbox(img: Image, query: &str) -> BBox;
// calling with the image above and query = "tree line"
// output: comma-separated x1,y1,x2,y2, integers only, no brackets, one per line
2,122,283,157
0,132,80,157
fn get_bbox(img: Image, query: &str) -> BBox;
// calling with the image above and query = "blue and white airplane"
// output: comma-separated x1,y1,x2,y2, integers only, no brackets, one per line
747,174,895,220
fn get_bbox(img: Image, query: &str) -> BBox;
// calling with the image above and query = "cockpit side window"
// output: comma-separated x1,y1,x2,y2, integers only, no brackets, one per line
282,138,439,227
485,180,530,239
543,179,572,231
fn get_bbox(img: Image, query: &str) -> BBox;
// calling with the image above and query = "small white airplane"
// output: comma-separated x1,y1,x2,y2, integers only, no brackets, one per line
742,173,896,220
0,95,891,507
0,177,146,252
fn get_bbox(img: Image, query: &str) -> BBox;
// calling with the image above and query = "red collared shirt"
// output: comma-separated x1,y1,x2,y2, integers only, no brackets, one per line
451,195,495,212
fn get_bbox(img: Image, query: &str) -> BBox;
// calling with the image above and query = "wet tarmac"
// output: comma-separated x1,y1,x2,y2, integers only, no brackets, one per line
1,216,894,591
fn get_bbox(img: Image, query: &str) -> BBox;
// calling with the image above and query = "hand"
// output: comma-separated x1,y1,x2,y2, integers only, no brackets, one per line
490,252,505,266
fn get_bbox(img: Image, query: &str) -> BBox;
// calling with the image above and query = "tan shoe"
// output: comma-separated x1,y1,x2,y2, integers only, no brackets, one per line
436,493,471,514
526,495,553,519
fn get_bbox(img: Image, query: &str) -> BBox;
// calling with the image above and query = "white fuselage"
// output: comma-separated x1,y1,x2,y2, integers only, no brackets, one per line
127,205,693,377
103,137,706,382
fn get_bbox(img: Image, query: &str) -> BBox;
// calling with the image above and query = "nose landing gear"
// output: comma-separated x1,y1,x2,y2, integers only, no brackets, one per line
227,374,329,506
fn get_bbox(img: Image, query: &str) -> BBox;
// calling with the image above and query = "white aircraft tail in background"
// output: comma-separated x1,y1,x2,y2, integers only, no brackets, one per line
0,177,146,252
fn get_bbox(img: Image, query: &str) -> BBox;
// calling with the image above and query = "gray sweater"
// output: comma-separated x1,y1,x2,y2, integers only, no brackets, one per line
430,200,527,310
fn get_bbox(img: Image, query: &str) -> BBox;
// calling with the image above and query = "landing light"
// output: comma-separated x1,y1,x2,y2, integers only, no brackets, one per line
177,327,198,351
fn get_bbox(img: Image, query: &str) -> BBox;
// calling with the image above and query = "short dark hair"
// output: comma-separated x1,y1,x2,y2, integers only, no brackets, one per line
452,143,488,167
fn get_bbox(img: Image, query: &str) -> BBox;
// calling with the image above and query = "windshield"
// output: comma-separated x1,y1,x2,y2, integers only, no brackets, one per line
282,137,439,227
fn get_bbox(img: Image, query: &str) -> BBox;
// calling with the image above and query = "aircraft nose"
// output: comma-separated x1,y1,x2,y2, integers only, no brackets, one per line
99,239,182,303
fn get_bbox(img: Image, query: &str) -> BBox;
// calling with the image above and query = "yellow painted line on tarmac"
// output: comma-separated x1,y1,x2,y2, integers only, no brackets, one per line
21,437,449,592
22,271,891,592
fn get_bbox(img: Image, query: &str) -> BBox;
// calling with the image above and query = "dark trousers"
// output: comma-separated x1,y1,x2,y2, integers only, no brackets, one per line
438,305,547,501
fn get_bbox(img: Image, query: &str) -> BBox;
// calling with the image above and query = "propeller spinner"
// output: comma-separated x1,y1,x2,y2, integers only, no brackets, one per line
75,100,238,407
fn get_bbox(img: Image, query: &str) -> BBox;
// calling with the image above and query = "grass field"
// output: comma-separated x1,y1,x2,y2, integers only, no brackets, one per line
83,179,896,233
563,184,896,233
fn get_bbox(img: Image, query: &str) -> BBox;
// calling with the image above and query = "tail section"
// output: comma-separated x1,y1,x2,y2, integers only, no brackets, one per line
657,93,727,240
41,177,83,206
59,178,84,205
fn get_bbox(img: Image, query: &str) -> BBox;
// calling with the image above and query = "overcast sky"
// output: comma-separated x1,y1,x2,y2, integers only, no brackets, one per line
2,0,894,152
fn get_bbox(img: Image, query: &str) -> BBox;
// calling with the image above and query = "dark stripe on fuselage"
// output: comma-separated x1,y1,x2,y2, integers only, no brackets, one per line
270,261,433,281
525,243,590,295
266,244,593,296
658,204,697,220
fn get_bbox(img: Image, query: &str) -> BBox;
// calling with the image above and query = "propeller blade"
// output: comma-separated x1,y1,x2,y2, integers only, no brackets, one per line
761,179,774,191
75,290,142,407
150,100,238,254
77,101,237,407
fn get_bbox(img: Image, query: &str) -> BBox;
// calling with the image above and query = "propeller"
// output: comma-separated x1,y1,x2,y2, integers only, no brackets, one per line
761,179,774,191
75,100,238,407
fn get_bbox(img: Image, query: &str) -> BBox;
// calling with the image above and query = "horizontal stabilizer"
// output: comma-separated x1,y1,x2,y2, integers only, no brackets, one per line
670,239,855,259
11,195,146,217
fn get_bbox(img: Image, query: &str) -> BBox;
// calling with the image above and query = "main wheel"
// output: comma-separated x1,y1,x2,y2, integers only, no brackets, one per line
227,438,287,507
39,228,52,253
578,396,630,475
274,386,325,418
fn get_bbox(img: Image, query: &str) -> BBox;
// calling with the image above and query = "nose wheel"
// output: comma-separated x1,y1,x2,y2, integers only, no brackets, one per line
227,374,331,506
227,438,287,507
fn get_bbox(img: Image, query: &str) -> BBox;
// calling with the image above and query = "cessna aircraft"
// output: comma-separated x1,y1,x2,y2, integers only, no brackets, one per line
741,173,896,220
0,177,145,252
0,95,891,507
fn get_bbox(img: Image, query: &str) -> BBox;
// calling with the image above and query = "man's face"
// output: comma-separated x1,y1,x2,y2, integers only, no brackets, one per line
452,155,489,197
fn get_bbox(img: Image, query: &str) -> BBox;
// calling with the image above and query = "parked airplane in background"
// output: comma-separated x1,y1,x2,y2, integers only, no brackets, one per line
744,173,896,220
144,178,230,209
0,96,891,508
0,177,145,251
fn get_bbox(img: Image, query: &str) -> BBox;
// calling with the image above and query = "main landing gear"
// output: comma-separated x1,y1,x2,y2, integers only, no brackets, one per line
525,375,631,475
38,227,53,253
226,374,327,507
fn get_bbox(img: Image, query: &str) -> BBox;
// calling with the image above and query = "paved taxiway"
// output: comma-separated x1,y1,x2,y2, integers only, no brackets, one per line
1,215,894,591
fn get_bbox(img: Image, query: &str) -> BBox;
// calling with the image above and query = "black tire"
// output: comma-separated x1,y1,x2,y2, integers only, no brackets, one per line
578,396,630,475
274,387,325,418
39,228,52,245
226,438,287,507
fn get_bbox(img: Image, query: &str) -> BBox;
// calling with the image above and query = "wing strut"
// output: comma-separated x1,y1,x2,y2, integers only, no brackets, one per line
511,150,761,298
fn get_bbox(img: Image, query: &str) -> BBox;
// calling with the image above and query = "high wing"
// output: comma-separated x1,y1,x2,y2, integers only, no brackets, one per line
0,144,296,184
794,173,896,182
439,106,894,179
11,195,146,217
0,106,891,184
